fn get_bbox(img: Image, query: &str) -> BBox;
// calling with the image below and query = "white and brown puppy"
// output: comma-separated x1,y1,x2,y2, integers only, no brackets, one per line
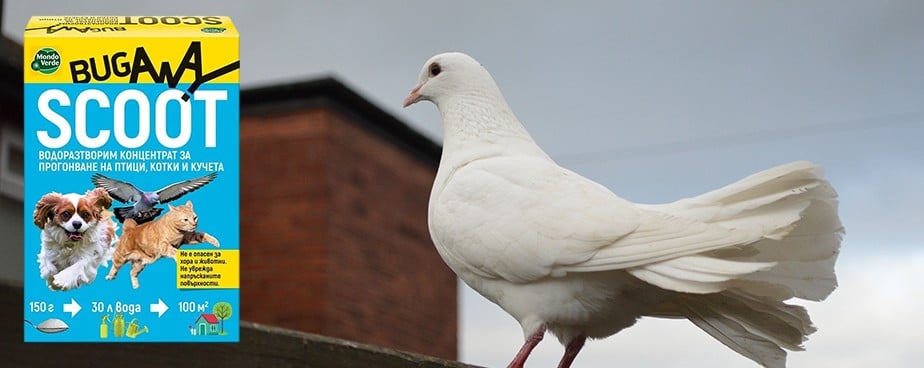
33,188,117,291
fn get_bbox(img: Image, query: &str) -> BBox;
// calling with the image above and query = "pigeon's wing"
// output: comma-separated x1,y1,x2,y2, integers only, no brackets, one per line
431,156,763,283
155,172,218,203
91,173,144,203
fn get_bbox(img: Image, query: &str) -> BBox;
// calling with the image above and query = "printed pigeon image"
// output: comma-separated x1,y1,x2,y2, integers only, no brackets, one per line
91,172,218,224
404,52,843,368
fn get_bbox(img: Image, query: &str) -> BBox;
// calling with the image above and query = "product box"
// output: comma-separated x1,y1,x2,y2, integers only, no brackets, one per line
23,16,240,342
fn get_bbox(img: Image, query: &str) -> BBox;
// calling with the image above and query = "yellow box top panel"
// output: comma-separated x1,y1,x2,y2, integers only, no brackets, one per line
24,16,238,83
25,16,238,38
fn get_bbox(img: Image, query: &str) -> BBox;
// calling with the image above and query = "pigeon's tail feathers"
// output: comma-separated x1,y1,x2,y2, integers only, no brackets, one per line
133,208,163,225
645,161,833,238
639,161,843,301
113,206,134,223
677,290,816,368
628,256,776,294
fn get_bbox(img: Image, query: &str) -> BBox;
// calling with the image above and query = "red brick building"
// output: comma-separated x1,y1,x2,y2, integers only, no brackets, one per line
240,79,456,359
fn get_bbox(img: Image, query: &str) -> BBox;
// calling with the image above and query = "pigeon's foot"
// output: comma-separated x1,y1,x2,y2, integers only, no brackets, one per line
507,326,545,368
557,334,586,368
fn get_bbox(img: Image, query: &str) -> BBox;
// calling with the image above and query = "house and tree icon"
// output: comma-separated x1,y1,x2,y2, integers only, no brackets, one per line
190,301,233,336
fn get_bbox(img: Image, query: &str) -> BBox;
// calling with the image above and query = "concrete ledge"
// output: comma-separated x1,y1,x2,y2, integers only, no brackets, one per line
3,281,478,368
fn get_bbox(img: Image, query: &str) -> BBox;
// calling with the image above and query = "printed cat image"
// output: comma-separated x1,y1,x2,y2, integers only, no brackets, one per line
106,201,219,289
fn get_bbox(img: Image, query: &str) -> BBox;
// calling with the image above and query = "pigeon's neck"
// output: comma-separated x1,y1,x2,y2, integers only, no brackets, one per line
436,92,547,161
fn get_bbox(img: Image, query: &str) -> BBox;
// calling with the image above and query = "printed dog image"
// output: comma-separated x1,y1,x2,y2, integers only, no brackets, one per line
34,188,117,291
106,200,219,289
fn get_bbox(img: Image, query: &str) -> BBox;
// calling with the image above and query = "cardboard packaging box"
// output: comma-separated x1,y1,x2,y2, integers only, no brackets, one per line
23,15,240,342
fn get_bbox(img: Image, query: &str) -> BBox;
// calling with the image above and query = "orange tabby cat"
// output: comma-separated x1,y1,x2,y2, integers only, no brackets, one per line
106,201,219,289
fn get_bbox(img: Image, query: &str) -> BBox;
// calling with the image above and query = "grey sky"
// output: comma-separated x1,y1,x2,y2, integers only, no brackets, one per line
6,1,923,367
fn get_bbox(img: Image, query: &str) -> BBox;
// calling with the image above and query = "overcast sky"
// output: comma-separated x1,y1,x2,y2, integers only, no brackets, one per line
6,1,924,367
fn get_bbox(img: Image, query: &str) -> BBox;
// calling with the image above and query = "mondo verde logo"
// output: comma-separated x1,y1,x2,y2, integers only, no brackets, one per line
200,27,226,34
31,48,61,74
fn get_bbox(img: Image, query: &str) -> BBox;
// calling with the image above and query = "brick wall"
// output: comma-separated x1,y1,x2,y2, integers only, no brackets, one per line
240,110,331,332
240,106,456,359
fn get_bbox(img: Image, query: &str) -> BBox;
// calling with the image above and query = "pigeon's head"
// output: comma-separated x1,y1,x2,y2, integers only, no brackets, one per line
403,52,501,108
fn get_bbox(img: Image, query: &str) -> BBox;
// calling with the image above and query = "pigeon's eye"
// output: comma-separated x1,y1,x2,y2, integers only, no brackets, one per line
429,63,441,77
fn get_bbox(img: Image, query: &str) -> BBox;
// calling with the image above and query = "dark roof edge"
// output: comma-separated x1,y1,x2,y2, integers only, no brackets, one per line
0,33,23,121
241,77,442,168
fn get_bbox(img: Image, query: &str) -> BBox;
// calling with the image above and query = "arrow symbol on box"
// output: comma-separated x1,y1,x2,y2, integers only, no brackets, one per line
62,298,81,318
150,298,169,318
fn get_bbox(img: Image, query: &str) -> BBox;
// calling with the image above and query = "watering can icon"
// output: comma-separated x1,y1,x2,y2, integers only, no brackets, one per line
126,318,150,339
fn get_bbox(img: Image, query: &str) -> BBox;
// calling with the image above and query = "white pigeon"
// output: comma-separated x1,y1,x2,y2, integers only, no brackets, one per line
403,52,842,368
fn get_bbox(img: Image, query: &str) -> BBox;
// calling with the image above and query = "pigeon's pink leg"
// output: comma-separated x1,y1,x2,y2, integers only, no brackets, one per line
556,334,586,368
507,326,545,368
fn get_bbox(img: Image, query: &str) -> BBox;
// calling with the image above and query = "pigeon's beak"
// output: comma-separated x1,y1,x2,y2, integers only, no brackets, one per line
403,84,422,108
